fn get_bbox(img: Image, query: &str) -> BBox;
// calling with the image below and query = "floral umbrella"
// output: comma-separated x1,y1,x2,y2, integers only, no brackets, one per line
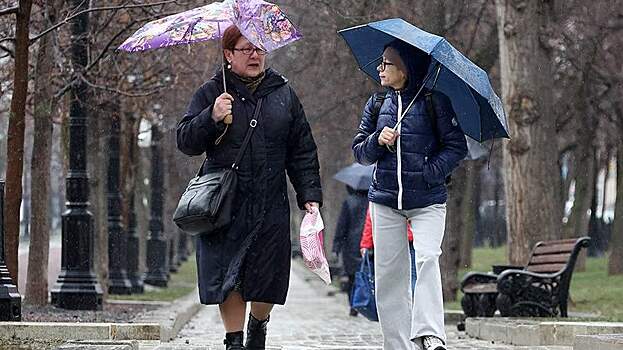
118,0,301,92
118,0,301,53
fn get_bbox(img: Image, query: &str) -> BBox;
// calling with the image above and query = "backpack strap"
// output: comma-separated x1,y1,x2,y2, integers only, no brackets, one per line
371,91,385,118
424,91,452,185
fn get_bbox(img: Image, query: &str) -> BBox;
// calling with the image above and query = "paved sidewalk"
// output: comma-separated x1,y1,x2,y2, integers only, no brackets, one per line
152,261,572,350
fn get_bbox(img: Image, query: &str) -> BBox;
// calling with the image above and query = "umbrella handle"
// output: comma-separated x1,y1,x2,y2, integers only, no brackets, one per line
392,63,442,132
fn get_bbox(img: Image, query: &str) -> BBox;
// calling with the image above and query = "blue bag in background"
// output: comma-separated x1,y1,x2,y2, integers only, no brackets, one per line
350,251,378,322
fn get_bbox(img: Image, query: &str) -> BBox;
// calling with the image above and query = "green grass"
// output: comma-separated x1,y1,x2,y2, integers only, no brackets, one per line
444,246,623,321
108,254,198,302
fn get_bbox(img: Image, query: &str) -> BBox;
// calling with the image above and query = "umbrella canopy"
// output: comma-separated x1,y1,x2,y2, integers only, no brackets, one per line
333,163,374,191
338,18,509,143
118,0,301,53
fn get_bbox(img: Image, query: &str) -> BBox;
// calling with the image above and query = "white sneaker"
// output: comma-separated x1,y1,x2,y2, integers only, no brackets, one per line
422,336,446,350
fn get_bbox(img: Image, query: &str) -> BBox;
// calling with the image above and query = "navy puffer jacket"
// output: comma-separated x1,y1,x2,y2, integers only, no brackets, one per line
353,89,467,209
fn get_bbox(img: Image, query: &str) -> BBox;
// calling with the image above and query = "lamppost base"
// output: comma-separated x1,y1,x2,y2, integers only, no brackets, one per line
143,273,168,287
108,275,132,295
0,265,21,321
51,271,103,310
129,275,144,294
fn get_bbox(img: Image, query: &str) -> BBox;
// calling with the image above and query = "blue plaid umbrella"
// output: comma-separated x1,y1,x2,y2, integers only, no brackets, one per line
338,18,509,142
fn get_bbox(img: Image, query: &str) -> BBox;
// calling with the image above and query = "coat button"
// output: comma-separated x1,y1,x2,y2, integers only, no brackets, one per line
241,97,246,101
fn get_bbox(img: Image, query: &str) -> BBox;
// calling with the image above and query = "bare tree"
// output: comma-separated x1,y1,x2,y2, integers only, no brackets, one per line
24,0,60,305
496,0,560,264
3,0,32,284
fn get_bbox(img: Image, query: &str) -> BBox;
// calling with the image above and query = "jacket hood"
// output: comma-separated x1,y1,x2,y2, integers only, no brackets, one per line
385,40,431,98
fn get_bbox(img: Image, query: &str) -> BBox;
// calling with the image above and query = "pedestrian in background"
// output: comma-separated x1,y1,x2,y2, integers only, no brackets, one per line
359,206,416,295
332,184,368,317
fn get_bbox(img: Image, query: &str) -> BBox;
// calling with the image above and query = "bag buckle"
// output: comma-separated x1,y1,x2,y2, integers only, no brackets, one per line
249,119,257,127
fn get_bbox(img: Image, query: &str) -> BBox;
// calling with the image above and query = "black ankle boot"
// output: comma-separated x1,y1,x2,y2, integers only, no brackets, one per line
224,331,244,350
244,313,269,350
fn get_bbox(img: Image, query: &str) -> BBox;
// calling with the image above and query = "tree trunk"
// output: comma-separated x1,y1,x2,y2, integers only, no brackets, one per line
88,101,109,297
459,162,478,269
496,0,560,265
24,3,57,305
608,145,623,275
441,165,466,301
5,0,33,284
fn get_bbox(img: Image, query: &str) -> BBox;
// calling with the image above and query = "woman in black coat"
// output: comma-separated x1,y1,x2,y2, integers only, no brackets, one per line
176,26,322,350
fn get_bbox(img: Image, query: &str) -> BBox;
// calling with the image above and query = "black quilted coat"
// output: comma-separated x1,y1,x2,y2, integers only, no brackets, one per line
177,68,322,305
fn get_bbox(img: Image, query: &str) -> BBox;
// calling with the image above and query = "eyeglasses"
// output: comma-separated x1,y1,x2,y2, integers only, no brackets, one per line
378,60,395,72
232,47,267,56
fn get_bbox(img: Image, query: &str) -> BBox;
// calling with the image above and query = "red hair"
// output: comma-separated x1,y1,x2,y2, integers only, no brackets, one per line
222,25,242,50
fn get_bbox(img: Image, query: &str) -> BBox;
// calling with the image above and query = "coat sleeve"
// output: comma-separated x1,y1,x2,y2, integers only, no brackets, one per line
423,92,468,185
360,207,374,249
176,84,227,156
352,96,387,165
286,88,323,209
332,200,350,254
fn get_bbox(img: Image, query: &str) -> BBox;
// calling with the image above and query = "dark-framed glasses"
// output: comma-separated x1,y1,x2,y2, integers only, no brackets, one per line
378,60,395,72
233,47,267,56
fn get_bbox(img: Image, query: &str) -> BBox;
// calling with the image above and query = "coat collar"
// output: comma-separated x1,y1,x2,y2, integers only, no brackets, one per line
212,68,288,102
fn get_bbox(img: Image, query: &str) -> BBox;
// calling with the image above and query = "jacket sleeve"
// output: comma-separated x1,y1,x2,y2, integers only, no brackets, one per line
333,200,350,254
360,207,374,249
286,88,323,209
352,96,387,165
176,84,226,156
423,92,468,185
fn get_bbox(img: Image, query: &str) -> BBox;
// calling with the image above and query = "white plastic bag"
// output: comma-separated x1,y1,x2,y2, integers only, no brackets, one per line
299,207,331,284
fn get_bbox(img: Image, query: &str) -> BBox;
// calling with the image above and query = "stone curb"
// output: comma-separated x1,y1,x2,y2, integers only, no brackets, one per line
574,334,623,350
134,288,202,341
465,317,623,346
0,290,201,345
55,340,138,350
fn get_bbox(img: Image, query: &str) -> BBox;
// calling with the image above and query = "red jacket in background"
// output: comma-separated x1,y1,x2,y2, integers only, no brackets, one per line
360,206,413,249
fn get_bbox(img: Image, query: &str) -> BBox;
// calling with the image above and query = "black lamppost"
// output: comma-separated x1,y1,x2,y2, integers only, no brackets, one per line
107,112,131,294
0,181,21,321
126,192,143,293
144,114,169,287
178,230,188,263
50,0,103,310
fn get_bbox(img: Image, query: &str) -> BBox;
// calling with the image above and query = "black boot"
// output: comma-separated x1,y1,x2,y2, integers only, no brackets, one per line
244,313,269,350
224,331,245,350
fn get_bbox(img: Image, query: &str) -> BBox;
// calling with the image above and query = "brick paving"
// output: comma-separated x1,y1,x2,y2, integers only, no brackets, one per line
153,261,572,350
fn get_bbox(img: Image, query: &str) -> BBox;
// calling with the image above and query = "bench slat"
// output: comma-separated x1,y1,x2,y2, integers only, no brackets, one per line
533,243,576,255
537,238,579,246
529,253,571,265
526,263,567,273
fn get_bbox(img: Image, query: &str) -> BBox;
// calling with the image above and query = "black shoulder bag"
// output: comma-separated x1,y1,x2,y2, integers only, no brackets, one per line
173,98,264,236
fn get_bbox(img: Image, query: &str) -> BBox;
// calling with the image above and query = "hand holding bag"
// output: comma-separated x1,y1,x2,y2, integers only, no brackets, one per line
350,250,379,322
173,98,263,236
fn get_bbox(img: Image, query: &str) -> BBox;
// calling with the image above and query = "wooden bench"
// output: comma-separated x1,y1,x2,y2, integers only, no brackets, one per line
459,237,591,317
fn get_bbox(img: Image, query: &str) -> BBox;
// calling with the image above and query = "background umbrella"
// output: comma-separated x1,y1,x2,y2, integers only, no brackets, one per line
333,163,374,191
338,18,509,143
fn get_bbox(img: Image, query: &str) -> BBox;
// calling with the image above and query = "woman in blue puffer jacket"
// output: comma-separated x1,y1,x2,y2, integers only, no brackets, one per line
352,40,467,350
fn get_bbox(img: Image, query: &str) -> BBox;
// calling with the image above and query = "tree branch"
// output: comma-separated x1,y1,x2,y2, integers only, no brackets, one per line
81,74,165,97
0,43,14,58
0,5,18,17
29,0,184,44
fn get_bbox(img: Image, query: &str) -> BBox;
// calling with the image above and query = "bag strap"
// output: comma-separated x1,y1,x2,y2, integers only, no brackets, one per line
196,98,264,176
232,98,263,170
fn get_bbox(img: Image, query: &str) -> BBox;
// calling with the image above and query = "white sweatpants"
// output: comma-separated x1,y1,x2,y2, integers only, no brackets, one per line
370,202,446,350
